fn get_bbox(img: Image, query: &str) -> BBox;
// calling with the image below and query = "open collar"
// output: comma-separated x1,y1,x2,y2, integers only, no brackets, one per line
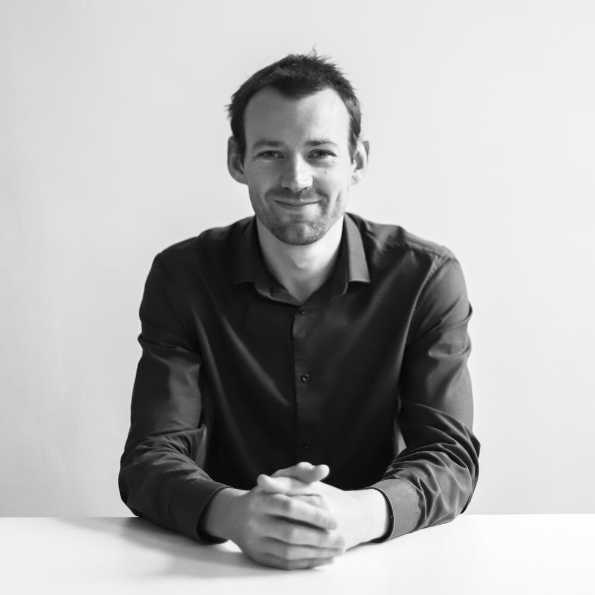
231,213,370,295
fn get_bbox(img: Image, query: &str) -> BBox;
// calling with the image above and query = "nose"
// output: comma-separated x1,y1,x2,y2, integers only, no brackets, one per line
280,155,313,193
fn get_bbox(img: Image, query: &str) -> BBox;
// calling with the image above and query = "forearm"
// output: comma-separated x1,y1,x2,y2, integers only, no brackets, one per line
372,419,481,539
118,434,229,542
383,256,480,538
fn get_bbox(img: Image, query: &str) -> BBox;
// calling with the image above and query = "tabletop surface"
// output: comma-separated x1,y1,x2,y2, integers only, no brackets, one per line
1,514,593,594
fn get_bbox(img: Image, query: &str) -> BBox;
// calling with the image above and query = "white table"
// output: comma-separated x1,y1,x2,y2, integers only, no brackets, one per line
1,515,592,594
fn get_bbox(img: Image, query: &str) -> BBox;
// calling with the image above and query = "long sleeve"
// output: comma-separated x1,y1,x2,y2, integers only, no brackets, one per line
118,255,229,543
370,256,481,540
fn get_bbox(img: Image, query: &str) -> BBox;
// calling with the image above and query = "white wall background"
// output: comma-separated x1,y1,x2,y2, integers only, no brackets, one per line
1,0,594,516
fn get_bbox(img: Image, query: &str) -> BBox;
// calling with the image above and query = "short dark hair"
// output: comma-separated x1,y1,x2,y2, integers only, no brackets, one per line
227,52,362,162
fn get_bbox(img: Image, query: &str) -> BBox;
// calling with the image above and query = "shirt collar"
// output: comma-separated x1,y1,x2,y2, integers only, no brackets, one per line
342,213,371,285
231,213,371,290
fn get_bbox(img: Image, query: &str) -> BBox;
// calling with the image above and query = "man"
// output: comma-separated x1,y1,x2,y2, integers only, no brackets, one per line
118,52,480,571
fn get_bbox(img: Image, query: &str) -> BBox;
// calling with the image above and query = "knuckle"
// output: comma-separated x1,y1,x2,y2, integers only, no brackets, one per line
322,530,340,547
317,495,329,508
318,533,332,547
305,495,325,510
284,525,299,543
280,497,294,514
315,511,329,526
247,493,261,513
278,543,292,560
270,493,288,512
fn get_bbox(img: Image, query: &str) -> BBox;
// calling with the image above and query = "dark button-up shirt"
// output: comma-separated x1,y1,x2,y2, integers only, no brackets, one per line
118,212,480,544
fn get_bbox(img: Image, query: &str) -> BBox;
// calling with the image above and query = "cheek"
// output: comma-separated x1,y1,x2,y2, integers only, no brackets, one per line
318,169,350,194
245,170,273,194
247,165,279,188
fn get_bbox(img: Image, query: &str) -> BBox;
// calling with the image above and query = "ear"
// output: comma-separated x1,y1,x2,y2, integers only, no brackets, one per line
227,136,247,185
350,139,369,185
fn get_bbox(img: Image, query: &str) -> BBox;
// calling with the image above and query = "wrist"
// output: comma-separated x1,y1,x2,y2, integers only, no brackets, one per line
200,487,247,542
351,488,390,544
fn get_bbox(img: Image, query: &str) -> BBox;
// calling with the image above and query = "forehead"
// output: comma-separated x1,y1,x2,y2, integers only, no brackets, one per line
243,87,350,148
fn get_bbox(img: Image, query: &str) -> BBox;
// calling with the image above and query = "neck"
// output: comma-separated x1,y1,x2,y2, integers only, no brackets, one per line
256,217,344,303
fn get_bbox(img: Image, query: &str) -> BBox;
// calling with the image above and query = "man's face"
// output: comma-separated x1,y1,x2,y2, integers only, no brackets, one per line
234,87,360,245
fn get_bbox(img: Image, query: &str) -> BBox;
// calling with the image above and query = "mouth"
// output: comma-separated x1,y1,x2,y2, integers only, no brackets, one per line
274,200,320,209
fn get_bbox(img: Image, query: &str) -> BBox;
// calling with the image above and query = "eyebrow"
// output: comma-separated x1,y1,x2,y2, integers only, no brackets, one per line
250,138,339,151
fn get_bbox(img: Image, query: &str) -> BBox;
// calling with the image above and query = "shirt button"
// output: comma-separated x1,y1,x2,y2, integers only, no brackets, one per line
299,373,311,384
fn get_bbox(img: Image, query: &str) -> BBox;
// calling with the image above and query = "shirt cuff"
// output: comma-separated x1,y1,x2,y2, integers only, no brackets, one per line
368,477,422,541
367,488,394,543
167,476,231,544
195,485,230,544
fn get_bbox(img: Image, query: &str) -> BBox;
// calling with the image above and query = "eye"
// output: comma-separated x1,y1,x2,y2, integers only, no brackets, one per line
257,150,284,159
309,149,335,160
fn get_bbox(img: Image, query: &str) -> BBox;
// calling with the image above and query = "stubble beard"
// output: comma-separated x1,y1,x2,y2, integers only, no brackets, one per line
268,219,329,245
252,190,344,246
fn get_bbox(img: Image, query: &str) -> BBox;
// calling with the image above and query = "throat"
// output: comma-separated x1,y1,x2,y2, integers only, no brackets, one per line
283,269,332,303
256,217,344,303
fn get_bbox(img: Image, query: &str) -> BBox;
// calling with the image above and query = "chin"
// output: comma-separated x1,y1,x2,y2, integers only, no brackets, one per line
271,222,327,246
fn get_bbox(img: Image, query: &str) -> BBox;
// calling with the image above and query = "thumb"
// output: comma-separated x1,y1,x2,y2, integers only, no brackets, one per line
272,461,330,483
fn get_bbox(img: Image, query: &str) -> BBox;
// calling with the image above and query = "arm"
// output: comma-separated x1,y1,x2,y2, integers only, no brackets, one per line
118,255,229,543
257,257,479,546
119,257,343,567
370,255,481,540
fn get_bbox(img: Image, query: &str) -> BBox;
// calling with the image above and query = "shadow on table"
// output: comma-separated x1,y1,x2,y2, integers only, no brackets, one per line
57,517,283,579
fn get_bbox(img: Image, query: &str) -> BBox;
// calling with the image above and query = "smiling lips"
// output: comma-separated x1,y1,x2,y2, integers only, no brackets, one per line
275,199,320,208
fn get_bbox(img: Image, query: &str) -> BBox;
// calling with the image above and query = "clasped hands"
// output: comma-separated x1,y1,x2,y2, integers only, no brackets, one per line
221,461,378,570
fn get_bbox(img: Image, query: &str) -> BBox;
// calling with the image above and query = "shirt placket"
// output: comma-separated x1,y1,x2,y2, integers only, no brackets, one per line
292,305,318,461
